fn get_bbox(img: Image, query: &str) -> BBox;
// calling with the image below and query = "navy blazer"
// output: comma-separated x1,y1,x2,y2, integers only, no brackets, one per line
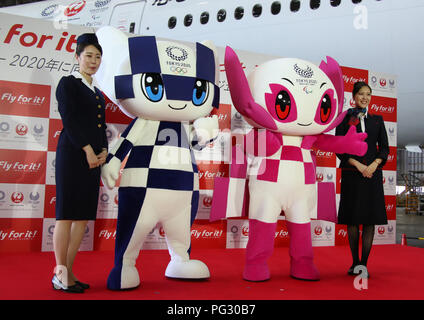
336,110,389,168
56,75,107,154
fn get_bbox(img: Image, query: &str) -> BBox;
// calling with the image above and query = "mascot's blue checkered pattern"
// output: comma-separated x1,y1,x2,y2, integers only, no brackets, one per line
95,26,220,290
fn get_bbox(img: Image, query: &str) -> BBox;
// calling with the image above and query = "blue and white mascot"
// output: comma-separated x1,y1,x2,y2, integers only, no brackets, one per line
95,27,220,290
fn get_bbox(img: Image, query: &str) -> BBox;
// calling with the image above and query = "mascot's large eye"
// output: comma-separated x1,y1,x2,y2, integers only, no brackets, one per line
141,73,164,102
320,94,332,123
192,79,209,106
265,83,297,123
275,90,291,120
314,89,336,125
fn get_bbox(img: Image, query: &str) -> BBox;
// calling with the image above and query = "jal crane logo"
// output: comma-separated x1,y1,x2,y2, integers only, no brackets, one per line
11,192,24,204
314,226,323,236
64,0,86,17
16,123,28,136
203,196,212,208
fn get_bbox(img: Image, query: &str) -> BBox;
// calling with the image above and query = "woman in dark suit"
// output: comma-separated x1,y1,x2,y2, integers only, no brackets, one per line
336,81,389,278
52,33,107,293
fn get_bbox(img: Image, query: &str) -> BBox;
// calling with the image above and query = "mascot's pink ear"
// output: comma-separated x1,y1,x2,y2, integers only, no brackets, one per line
319,56,345,132
225,46,277,130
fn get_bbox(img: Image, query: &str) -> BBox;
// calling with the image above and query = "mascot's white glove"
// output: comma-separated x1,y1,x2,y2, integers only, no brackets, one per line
193,115,219,146
101,157,121,189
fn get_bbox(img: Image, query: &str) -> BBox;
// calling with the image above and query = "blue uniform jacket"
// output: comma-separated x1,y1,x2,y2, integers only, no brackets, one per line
56,75,108,154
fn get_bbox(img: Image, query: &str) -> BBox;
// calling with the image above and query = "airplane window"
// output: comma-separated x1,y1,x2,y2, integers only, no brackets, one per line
129,22,135,33
217,9,227,22
330,0,341,6
310,0,320,10
252,4,262,17
290,0,300,12
271,1,281,15
234,6,244,20
352,0,362,3
168,16,177,29
200,11,209,24
184,14,193,27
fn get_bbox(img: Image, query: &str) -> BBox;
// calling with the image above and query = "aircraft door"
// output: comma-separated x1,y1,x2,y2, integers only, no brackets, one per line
109,0,146,33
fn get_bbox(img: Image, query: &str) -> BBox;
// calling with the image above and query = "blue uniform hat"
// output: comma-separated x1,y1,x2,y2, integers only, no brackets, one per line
77,33,100,46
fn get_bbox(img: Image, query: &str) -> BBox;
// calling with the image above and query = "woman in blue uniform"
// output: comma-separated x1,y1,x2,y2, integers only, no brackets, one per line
52,33,107,293
336,81,389,278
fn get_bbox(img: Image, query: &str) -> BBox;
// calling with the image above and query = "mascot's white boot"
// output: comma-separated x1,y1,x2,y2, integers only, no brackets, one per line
165,259,210,279
164,222,210,279
120,265,140,289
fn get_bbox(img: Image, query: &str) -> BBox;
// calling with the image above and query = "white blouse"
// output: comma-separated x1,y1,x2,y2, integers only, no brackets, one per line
358,107,368,133
71,71,96,93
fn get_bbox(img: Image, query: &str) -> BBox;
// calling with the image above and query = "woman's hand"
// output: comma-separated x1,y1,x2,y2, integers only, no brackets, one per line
361,162,378,178
83,144,100,169
355,162,369,176
97,148,108,166
348,158,367,176
348,157,379,178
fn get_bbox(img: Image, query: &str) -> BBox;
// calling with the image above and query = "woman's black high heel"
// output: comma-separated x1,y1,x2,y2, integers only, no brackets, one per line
347,264,358,275
347,265,370,278
52,275,84,293
75,280,90,289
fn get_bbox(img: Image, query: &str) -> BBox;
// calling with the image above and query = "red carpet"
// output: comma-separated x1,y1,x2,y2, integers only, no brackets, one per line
0,245,423,300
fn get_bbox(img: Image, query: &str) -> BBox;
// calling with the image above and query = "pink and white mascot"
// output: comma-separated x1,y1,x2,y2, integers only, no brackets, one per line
211,47,367,281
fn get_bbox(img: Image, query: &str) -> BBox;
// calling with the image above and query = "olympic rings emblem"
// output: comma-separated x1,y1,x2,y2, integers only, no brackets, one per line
170,66,188,74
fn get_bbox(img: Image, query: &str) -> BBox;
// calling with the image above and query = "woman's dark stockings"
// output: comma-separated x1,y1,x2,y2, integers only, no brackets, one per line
347,224,375,267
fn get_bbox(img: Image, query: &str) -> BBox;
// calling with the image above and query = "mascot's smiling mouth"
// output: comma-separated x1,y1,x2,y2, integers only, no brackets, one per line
168,104,187,110
297,122,312,126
